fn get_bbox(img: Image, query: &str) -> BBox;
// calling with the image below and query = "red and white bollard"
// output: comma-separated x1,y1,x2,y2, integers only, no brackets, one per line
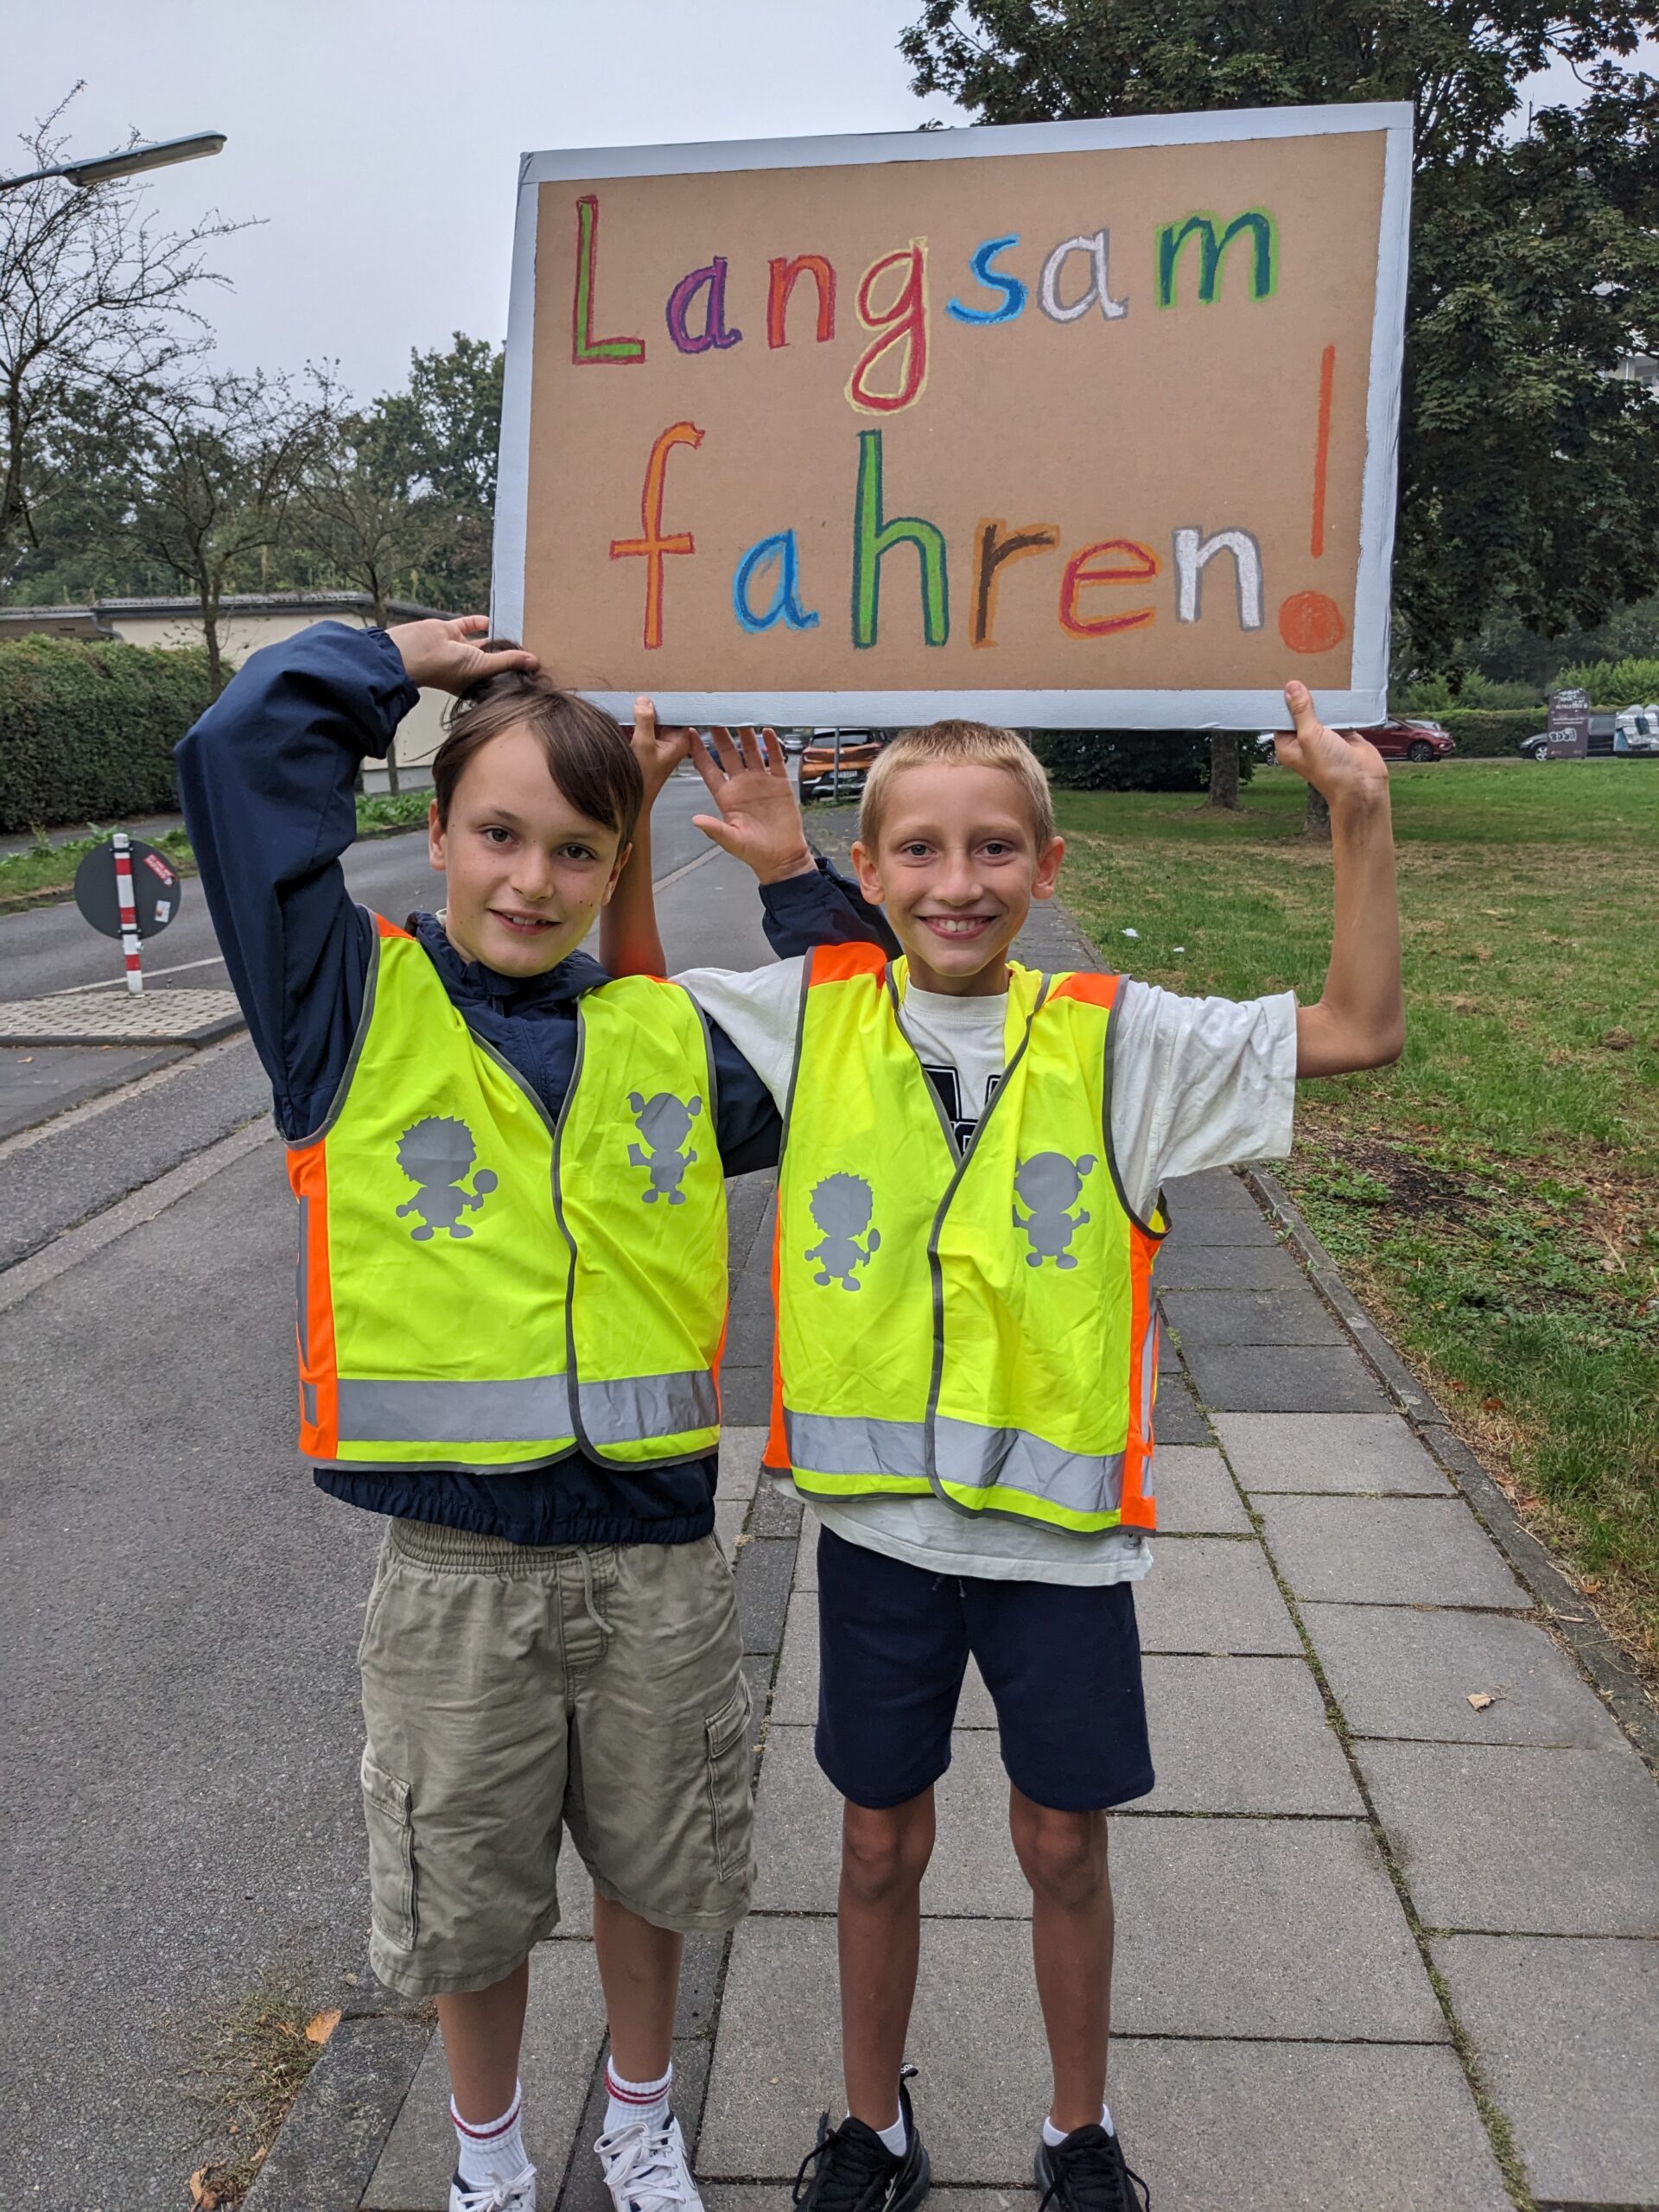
112,830,144,995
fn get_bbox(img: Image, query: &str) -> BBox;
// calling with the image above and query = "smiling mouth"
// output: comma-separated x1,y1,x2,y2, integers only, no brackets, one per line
491,910,557,934
918,914,997,938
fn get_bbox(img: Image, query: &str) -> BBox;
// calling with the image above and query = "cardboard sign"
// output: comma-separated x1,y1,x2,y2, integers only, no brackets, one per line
496,105,1412,730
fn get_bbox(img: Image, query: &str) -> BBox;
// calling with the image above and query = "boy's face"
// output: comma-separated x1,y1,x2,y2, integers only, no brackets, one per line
428,722,629,976
851,763,1064,998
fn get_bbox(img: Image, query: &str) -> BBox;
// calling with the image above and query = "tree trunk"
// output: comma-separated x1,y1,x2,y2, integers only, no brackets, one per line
200,588,224,696
1305,785,1332,842
1207,730,1241,810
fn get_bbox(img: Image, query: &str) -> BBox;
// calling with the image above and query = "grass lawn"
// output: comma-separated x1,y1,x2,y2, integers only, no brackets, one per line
1056,759,1659,1672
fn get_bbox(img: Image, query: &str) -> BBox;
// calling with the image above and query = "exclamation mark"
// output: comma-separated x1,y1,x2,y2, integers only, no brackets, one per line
1277,344,1345,655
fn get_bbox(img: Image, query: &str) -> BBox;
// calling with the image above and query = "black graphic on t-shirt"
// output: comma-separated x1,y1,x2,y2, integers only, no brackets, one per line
921,1063,1004,1151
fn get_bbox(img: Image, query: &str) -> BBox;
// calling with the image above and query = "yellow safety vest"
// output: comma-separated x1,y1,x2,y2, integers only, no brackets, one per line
288,914,728,1472
768,942,1163,1534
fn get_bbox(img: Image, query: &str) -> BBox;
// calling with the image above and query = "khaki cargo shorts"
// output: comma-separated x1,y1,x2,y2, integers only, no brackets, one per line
358,1520,754,1997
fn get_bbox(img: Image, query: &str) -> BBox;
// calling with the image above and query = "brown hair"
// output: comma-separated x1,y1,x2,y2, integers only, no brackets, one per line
860,720,1056,851
431,652,642,845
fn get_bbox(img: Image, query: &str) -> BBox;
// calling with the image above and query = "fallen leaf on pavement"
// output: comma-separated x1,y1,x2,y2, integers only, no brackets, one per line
305,2007,342,2045
188,2173,219,2210
1465,1692,1496,1711
1580,1577,1603,1595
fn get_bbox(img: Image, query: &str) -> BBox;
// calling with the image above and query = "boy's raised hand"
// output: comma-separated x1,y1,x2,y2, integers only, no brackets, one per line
687,726,817,884
1273,681,1390,806
630,696,695,804
389,614,538,695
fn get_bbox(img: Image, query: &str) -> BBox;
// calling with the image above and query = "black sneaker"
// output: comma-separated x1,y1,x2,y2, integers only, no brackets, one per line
792,2075,931,2212
1034,2122,1149,2212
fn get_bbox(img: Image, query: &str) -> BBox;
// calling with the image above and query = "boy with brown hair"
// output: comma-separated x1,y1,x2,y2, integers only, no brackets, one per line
614,683,1402,2212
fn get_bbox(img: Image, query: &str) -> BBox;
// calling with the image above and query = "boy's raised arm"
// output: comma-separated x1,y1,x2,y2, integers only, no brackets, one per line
1274,681,1406,1077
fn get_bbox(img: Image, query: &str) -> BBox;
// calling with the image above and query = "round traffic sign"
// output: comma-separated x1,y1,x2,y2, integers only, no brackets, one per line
73,837,184,940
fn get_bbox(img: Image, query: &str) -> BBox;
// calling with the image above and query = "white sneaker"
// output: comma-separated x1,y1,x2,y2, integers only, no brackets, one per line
595,2113,705,2212
449,2164,537,2212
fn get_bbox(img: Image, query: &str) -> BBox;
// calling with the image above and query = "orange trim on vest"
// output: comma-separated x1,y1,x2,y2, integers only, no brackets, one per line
287,1141,340,1460
1048,970,1122,1010
806,940,887,988
764,1201,790,1471
373,912,413,940
1118,1218,1160,1529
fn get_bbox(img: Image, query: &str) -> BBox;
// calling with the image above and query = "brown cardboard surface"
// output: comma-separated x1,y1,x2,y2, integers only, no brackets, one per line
514,127,1394,705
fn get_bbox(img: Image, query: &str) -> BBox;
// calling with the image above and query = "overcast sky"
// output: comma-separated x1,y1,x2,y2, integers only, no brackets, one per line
10,0,960,401
10,3,1643,406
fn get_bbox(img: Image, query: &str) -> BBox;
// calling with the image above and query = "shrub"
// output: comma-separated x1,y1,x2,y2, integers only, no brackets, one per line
0,637,217,833
1553,657,1659,706
1396,671,1542,713
1433,709,1548,756
1030,729,1255,792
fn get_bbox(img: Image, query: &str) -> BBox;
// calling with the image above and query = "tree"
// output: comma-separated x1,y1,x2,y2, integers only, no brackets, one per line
130,372,327,693
1207,730,1241,810
367,334,503,613
901,2,1659,668
0,86,244,594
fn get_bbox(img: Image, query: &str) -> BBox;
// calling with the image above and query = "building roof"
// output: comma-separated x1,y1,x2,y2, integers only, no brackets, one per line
0,590,455,639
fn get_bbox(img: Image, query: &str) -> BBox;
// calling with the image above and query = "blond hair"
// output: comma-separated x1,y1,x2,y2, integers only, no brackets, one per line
859,720,1056,851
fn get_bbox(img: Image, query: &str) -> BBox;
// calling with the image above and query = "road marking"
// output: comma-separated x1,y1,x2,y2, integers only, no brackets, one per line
652,845,719,892
0,1116,276,1307
44,951,228,996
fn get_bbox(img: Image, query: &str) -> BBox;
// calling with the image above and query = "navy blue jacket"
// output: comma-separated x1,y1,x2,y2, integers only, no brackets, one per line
176,621,887,1547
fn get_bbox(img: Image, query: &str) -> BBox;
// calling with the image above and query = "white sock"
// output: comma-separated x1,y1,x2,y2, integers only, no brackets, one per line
453,2081,528,2185
875,2113,909,2157
604,2058,672,2136
1043,2104,1114,2146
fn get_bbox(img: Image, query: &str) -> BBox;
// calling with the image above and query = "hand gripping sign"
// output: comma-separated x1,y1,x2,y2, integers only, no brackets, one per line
494,105,1412,732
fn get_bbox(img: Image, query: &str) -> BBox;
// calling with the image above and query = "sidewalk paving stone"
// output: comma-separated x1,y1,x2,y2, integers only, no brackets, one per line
1147,1376,1212,1443
700,1916,1050,2183
1183,1344,1391,1413
1156,1241,1307,1292
1304,1604,1628,1747
720,1427,768,1503
1164,1167,1265,1211
1160,1208,1281,1249
1357,1742,1659,1935
1212,1411,1452,1495
1256,1497,1529,1609
735,1539,795,1655
720,1364,772,1427
1140,1655,1360,1814
363,1942,607,2209
1430,1935,1659,2209
1103,2039,1510,2212
1134,1536,1302,1655
1110,1816,1446,2041
1161,1288,1346,1348
1145,1445,1252,1534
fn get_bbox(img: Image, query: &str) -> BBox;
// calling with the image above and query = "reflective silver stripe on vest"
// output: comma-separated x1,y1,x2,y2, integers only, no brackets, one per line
785,1410,927,1479
579,1370,718,1446
934,1417,1124,1516
785,1408,1122,1515
1141,1318,1158,1443
336,1369,716,1446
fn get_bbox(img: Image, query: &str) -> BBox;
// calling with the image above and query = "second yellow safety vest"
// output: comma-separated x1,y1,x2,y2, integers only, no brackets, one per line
768,942,1164,1533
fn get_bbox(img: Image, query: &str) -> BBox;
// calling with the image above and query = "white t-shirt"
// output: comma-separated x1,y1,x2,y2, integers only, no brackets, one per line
677,958,1298,1586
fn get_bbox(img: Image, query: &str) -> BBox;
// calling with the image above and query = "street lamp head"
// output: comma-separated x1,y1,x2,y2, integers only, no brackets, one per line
60,132,227,188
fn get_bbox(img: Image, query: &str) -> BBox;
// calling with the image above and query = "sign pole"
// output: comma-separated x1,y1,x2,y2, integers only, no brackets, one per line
111,830,144,995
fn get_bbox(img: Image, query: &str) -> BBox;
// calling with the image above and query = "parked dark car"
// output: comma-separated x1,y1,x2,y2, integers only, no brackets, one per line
798,728,890,802
1256,718,1455,763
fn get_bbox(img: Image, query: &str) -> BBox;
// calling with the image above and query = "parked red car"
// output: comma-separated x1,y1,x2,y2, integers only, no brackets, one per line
1257,718,1456,763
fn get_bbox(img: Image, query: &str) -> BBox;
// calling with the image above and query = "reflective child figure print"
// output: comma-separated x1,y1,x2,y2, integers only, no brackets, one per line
395,1116,499,1241
1012,1152,1097,1268
806,1172,881,1290
628,1090,703,1204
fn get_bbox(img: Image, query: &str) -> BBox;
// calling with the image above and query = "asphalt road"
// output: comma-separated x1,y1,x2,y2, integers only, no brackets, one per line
0,838,780,2208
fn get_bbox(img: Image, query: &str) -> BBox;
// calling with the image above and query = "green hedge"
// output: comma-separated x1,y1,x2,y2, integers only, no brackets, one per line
0,636,217,833
1554,656,1659,706
1030,730,1255,792
1434,709,1544,757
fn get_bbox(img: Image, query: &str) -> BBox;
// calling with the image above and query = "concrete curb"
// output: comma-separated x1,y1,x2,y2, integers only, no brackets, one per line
1239,1162,1659,1771
241,2012,431,2212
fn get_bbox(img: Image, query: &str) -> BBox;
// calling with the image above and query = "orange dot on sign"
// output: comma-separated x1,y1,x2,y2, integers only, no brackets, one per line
1279,590,1344,655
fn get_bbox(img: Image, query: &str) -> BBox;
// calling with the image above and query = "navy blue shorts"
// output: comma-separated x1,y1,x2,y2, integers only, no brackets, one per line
814,1525,1154,1813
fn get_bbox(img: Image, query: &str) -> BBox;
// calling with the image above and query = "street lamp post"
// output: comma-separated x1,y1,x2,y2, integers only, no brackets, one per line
0,131,226,195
